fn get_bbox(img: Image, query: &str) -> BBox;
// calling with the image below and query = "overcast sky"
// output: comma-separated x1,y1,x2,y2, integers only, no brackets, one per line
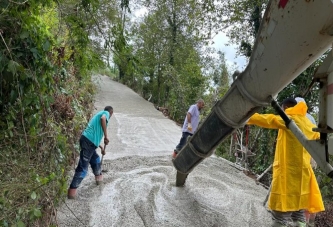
211,33,248,71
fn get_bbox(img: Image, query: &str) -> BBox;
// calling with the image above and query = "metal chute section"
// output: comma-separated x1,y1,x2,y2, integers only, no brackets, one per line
172,82,261,186
329,71,333,129
173,0,333,186
312,49,333,162
239,0,333,105
172,83,261,176
172,107,249,175
315,49,333,130
315,49,333,132
329,135,333,156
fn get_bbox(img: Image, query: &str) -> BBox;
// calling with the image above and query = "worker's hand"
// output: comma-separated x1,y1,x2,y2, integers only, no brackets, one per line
99,145,106,155
104,137,109,145
187,123,192,132
101,146,106,155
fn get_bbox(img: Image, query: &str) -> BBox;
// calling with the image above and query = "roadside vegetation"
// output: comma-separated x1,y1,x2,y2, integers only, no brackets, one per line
0,0,331,226
0,0,102,225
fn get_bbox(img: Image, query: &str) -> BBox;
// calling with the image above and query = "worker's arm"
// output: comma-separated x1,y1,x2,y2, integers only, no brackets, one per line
187,112,192,131
187,112,192,123
247,113,286,130
100,114,109,145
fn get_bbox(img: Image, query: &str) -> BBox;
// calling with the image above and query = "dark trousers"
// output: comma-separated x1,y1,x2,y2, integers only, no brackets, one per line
175,132,193,153
69,135,101,189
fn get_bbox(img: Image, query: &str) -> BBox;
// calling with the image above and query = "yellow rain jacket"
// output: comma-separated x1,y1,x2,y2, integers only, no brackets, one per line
247,102,324,213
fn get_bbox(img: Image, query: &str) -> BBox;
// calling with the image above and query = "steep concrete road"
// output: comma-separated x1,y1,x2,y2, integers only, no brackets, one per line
56,75,272,227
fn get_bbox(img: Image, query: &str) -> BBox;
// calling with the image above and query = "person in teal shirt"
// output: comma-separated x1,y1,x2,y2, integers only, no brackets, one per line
68,106,113,199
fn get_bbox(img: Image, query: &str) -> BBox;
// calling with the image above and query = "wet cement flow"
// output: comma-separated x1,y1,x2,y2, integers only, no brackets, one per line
56,75,273,227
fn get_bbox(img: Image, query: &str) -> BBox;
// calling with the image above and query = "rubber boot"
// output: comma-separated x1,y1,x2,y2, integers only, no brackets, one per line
291,221,306,227
305,211,316,227
95,174,103,185
307,216,315,227
271,220,286,227
307,219,315,227
67,188,77,199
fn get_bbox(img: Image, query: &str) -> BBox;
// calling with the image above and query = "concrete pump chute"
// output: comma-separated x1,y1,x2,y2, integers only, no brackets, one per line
172,0,333,186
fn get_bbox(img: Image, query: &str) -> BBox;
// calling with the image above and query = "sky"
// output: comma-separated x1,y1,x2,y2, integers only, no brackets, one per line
211,33,248,71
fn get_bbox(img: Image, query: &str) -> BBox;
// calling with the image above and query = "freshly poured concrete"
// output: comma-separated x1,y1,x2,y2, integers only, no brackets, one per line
56,75,272,227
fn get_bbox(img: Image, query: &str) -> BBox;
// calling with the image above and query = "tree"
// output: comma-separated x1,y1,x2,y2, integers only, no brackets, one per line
127,0,222,120
218,0,269,57
0,0,119,225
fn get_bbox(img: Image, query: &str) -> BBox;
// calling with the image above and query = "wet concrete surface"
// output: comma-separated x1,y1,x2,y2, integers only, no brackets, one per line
56,75,273,227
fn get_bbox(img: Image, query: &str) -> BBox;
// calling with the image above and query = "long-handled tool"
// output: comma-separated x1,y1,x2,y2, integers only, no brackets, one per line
263,183,271,207
256,164,272,184
101,144,108,173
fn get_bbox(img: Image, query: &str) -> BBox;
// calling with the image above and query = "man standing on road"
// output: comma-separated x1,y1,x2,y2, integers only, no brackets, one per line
172,99,205,158
67,106,113,199
247,98,324,227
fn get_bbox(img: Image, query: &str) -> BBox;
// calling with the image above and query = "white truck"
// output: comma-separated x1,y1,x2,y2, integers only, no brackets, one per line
173,0,333,186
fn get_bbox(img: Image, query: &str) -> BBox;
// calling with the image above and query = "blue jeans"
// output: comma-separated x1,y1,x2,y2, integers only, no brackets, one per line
69,135,102,189
175,132,193,153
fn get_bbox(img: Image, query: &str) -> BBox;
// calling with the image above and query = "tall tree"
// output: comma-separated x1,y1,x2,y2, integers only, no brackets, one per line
129,0,220,120
218,0,268,57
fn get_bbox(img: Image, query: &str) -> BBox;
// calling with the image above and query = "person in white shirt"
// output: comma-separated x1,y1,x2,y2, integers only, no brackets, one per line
172,99,205,158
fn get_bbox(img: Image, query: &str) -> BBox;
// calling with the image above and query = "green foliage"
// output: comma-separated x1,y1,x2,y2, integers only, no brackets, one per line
116,0,229,122
248,127,276,174
276,55,326,115
218,0,269,56
315,158,333,201
240,40,252,58
1,2,328,225
0,0,102,225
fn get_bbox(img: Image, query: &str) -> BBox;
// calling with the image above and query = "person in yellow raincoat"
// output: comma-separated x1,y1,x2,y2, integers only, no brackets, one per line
247,98,324,227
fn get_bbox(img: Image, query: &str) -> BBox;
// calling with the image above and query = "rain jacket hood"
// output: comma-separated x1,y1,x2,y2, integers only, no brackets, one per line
247,102,324,213
285,101,307,116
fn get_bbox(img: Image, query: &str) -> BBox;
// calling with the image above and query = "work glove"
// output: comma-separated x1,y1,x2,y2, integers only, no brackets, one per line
187,123,192,132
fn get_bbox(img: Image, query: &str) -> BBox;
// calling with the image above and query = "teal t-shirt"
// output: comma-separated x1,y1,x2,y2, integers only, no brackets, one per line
82,110,110,147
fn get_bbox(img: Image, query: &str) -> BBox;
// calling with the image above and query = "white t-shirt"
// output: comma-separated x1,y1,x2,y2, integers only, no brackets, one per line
182,104,200,134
